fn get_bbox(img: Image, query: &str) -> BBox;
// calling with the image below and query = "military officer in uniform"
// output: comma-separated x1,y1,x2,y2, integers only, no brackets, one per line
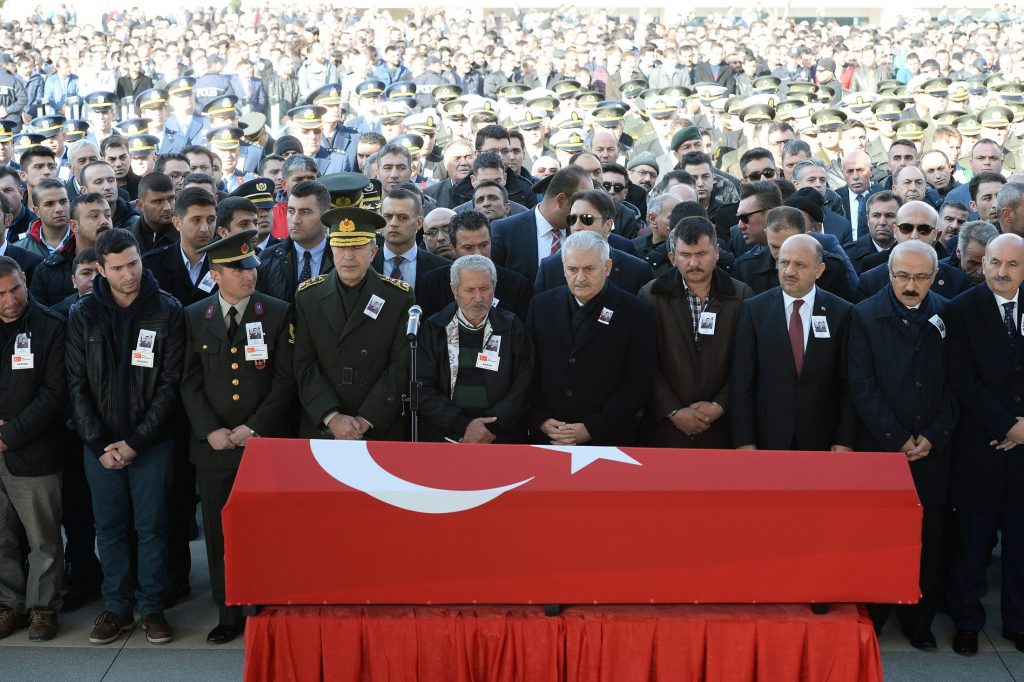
293,207,415,441
180,229,295,644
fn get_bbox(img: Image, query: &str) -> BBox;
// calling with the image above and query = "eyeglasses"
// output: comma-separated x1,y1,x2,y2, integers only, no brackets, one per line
896,222,935,236
423,227,448,237
631,168,657,178
745,168,777,181
737,208,769,224
890,271,935,283
602,182,626,193
567,213,600,227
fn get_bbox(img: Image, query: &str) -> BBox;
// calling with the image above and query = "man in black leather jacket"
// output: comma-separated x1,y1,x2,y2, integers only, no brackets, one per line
66,228,184,647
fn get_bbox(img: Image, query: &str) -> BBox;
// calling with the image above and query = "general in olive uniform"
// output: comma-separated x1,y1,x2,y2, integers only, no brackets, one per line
179,230,295,644
293,207,415,440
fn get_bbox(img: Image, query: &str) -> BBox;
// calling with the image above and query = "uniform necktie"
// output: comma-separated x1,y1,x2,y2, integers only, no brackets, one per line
227,306,239,340
1004,302,1017,344
299,250,312,283
550,229,561,256
856,193,867,241
789,299,805,374
390,255,405,280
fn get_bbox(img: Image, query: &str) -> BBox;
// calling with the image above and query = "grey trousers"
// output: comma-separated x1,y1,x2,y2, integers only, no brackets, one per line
0,458,63,612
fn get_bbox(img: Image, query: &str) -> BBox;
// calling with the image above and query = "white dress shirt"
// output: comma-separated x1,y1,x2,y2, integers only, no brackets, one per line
294,237,328,282
534,206,560,266
847,189,870,241
382,243,419,288
180,247,206,285
995,291,1020,332
782,287,817,351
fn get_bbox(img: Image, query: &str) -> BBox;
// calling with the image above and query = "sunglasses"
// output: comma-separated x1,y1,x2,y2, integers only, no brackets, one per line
602,182,626,193
745,168,777,181
896,222,935,236
567,213,600,227
736,208,769,224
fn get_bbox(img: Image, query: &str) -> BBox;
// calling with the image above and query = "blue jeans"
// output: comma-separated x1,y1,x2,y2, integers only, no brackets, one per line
84,440,174,615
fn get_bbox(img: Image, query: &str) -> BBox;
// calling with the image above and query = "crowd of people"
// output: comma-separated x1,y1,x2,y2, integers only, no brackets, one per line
1,2,1024,664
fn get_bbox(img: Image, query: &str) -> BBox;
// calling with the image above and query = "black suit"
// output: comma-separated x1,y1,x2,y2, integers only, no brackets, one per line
844,233,887,274
848,288,956,637
822,209,853,246
732,245,853,301
255,238,334,304
946,283,1024,634
3,243,43,286
526,283,655,445
860,242,949,274
854,260,970,303
730,286,856,450
691,61,737,94
371,247,450,290
416,262,532,321
143,244,216,308
533,247,654,297
835,186,871,242
491,209,565,283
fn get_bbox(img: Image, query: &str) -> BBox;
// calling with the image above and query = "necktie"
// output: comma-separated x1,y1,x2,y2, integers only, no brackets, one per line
789,299,805,374
1004,302,1017,344
299,250,312,283
227,306,239,340
390,256,404,280
550,229,561,256
856,193,867,241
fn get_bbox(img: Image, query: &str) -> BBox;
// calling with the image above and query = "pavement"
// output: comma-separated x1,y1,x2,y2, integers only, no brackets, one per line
2,532,1023,681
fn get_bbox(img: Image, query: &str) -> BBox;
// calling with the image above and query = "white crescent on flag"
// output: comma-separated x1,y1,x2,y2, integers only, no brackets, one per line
310,440,534,514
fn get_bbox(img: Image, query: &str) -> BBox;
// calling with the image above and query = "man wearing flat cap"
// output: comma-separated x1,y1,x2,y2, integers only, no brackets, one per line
293,207,415,441
180,229,294,645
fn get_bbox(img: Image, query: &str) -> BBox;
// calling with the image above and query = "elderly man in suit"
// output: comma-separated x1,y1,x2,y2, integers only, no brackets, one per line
945,233,1024,656
731,233,856,451
526,231,655,446
533,189,653,296
640,217,752,448
848,240,957,651
491,166,592,283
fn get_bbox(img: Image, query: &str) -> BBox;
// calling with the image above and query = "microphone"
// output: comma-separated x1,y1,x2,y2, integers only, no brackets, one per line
406,305,423,340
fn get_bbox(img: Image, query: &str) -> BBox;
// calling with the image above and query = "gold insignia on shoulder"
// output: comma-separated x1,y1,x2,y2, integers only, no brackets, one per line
297,274,327,292
288,323,296,345
382,275,411,292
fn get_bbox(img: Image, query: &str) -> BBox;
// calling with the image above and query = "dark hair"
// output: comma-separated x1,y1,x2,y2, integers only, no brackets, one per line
940,200,970,214
155,153,189,174
358,131,387,146
738,147,775,177
94,227,140,265
669,216,717,251
601,162,628,179
654,170,696,195
289,179,331,212
30,178,66,206
183,172,217,189
174,185,217,218
668,201,709,227
0,165,19,187
739,180,783,208
80,159,115,185
100,135,129,155
765,206,808,233
216,196,259,228
888,139,918,154
18,145,56,169
472,150,505,173
138,172,175,197
448,210,491,243
568,189,615,220
867,189,903,211
383,187,423,216
970,171,1007,201
70,192,108,220
545,166,590,200
0,255,22,279
0,192,9,216
474,124,509,151
182,144,215,166
72,247,98,272
258,154,285,175
840,119,867,134
473,179,508,203
508,129,525,149
774,177,797,199
680,151,713,171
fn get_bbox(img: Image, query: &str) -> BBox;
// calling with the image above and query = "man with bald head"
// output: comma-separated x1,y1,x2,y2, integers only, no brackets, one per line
422,207,456,259
848,239,956,649
590,130,620,165
855,200,969,301
731,233,856,451
945,233,1024,655
839,150,874,241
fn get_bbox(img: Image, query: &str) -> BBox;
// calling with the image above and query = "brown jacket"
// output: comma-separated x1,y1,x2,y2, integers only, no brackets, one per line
639,267,753,448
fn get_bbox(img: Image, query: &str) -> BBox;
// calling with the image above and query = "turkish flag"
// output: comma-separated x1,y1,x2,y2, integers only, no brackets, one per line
224,440,922,606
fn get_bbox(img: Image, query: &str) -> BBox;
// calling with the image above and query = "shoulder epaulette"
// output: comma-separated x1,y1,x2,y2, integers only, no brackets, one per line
297,274,327,292
381,275,411,292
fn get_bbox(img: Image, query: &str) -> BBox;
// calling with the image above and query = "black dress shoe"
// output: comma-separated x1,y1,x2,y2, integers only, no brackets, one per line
207,623,241,644
953,630,979,655
61,585,102,613
909,631,937,650
1002,630,1024,653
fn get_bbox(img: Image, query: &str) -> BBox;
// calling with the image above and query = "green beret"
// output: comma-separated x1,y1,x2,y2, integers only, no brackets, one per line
670,126,701,151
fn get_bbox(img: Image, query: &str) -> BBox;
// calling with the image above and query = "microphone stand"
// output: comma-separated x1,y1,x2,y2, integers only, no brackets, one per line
404,335,420,442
